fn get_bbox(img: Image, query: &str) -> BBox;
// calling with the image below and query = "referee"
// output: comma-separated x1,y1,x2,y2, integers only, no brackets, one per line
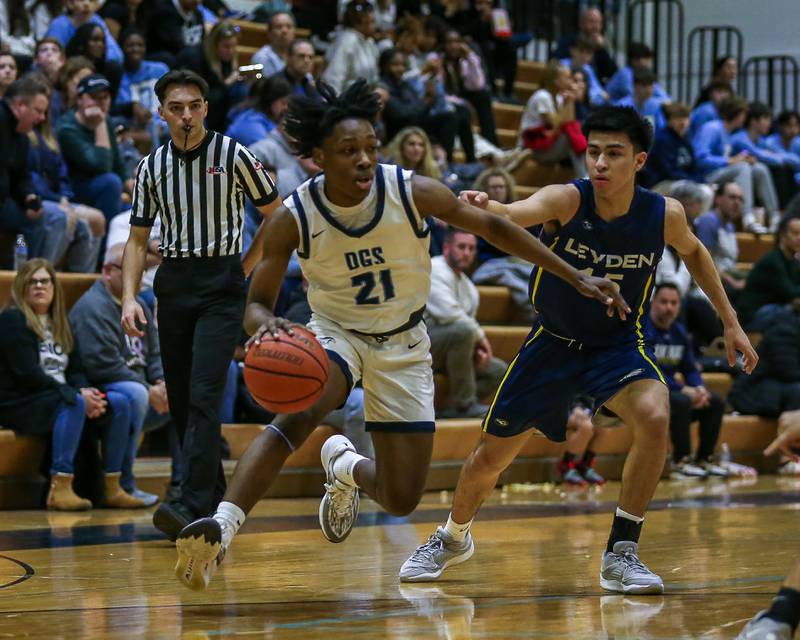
121,69,279,539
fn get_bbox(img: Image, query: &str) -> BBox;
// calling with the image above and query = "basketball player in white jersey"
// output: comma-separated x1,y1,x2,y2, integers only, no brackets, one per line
173,79,629,591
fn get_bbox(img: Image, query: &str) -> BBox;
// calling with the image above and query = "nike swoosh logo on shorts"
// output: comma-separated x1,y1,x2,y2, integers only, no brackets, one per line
408,340,422,349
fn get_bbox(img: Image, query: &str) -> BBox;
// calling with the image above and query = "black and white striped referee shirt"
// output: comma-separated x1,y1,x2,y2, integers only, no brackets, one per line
129,131,277,257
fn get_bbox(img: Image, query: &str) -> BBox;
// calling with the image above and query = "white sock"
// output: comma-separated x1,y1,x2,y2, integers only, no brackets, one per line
213,501,246,547
615,507,644,524
332,449,367,487
443,513,473,542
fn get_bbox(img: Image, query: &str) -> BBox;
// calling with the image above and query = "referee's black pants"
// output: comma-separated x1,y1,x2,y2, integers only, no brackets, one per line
154,255,246,517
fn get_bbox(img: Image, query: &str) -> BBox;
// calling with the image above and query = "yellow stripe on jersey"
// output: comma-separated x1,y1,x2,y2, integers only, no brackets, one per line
482,326,544,432
529,237,559,307
633,273,666,384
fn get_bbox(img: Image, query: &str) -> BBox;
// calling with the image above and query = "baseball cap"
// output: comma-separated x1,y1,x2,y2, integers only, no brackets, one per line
77,74,111,96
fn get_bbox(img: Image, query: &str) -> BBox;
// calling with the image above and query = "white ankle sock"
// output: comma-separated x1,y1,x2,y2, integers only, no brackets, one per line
443,513,472,542
615,507,644,524
214,501,246,547
332,449,367,487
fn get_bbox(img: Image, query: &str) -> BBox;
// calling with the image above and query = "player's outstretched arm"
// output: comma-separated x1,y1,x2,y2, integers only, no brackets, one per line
459,183,579,228
412,175,630,319
664,197,758,373
245,206,300,343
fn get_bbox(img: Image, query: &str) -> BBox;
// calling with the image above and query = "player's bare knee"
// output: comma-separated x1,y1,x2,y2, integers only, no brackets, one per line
469,441,512,476
381,488,423,517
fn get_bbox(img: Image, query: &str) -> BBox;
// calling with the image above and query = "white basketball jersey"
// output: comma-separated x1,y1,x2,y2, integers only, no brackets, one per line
285,164,431,335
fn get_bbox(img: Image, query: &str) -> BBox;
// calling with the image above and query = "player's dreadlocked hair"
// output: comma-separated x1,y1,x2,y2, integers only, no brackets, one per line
284,79,381,158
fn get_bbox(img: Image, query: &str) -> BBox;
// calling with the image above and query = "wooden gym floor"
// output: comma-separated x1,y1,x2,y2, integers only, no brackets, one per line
0,476,797,639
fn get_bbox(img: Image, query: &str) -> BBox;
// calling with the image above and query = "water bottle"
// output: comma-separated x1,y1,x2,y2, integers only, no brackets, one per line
13,234,28,271
719,442,731,465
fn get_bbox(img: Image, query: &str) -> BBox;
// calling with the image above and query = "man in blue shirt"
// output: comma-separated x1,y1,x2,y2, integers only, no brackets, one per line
765,110,800,171
606,42,670,104
560,36,608,106
612,66,666,132
645,283,727,478
689,80,732,140
694,96,780,233
732,102,799,209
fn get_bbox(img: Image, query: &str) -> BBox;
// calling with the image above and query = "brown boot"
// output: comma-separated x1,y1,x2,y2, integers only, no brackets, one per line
46,473,92,511
104,473,147,509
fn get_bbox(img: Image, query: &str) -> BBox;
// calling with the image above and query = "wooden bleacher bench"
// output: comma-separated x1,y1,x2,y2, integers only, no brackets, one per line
492,102,524,131
736,232,773,263
510,156,574,188
496,128,518,149
230,18,268,48
0,270,99,310
516,60,547,85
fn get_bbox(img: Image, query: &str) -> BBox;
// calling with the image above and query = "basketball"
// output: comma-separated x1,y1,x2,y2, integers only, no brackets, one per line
243,326,329,414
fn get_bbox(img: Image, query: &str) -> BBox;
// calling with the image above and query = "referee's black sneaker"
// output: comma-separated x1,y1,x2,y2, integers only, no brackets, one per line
153,502,193,541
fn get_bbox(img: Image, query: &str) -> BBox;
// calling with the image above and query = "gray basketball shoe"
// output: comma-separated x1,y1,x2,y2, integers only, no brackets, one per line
399,526,475,582
736,611,793,640
175,518,228,591
600,541,664,594
319,435,360,543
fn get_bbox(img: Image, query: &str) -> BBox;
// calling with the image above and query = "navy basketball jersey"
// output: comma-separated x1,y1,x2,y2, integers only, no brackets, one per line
530,178,665,347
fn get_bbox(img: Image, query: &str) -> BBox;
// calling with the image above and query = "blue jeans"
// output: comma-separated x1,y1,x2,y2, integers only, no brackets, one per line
105,380,169,492
41,200,97,271
102,390,132,473
0,199,46,261
51,395,87,475
72,173,123,224
746,303,793,332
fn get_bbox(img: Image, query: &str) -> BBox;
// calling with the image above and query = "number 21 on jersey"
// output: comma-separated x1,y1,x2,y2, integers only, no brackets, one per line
345,246,396,305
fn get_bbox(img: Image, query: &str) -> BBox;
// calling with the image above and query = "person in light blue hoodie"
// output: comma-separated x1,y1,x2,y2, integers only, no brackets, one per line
116,28,170,148
694,95,780,232
45,0,124,64
765,110,800,171
688,80,732,140
606,42,671,104
732,102,798,207
612,66,666,132
559,36,608,106
225,75,292,146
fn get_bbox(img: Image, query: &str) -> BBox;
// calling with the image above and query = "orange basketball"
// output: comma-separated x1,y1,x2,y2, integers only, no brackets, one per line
243,326,329,414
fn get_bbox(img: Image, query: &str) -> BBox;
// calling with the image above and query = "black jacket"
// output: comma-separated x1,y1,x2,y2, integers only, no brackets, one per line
148,0,205,58
0,307,88,434
0,101,34,208
728,309,800,416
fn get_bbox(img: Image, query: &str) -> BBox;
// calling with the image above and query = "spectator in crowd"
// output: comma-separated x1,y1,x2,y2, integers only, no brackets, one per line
69,244,169,507
27,91,105,272
689,79,732,140
557,398,605,485
383,126,441,179
393,17,425,76
99,0,153,40
765,110,800,168
249,123,319,198
426,228,507,419
251,11,295,77
657,181,722,351
694,96,780,233
641,102,707,192
65,21,124,98
519,60,587,177
276,39,320,100
177,20,246,133
30,37,66,86
694,180,747,300
470,167,536,321
441,27,497,144
379,47,457,156
0,76,48,262
606,41,670,104
559,35,607,106
148,0,205,67
645,283,728,479
694,55,738,107
116,27,170,147
737,215,800,331
46,0,124,64
0,260,141,510
225,74,291,146
57,74,127,226
554,6,617,84
1,1,37,56
323,0,380,93
732,101,799,209
456,0,518,101
51,55,95,125
612,66,665,132
0,53,18,100
728,299,800,476
570,66,592,123
105,211,161,309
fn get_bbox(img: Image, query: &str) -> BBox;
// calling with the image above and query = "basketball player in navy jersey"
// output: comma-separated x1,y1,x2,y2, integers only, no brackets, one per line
401,106,759,594
171,81,629,591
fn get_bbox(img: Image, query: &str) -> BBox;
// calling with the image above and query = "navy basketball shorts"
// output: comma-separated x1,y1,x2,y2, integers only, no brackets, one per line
482,324,666,442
